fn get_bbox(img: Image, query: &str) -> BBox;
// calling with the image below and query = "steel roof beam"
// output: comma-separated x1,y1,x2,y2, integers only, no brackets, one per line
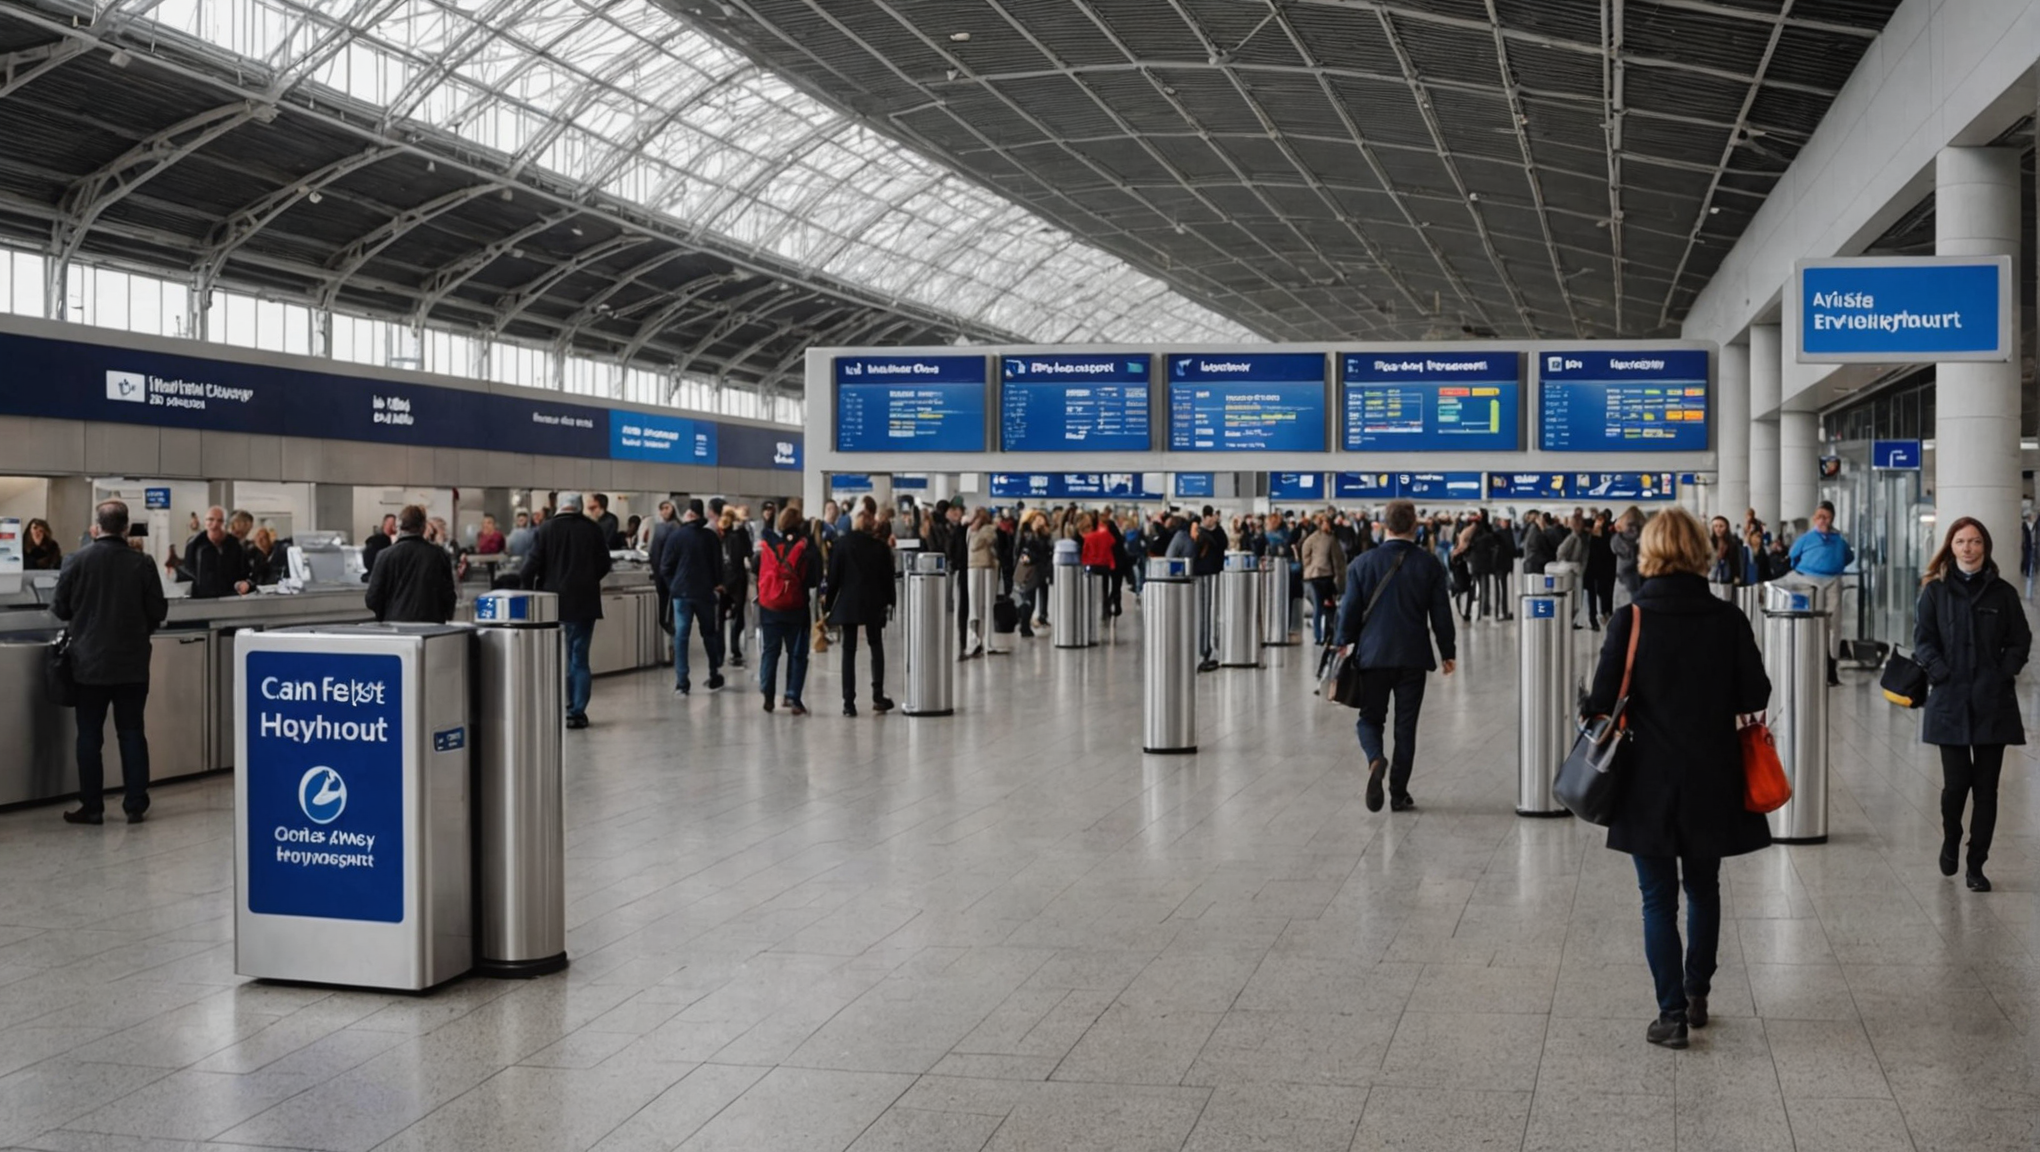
485,233,652,339
673,283,811,378
0,38,90,101
552,249,695,347
318,183,506,310
621,273,741,363
413,209,579,320
195,145,406,291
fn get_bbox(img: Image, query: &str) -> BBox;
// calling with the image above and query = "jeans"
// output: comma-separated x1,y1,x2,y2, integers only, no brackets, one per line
838,622,885,703
672,596,722,689
74,682,150,816
1354,666,1427,797
562,621,593,720
758,608,808,702
1940,743,2006,868
1632,854,1721,1017
1308,577,1338,645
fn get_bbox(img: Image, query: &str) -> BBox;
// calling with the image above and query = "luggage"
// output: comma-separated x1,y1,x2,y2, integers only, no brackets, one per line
992,594,1018,634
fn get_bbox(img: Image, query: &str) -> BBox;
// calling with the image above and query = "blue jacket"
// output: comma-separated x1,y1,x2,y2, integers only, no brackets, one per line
1788,528,1853,577
660,519,722,603
1333,538,1456,671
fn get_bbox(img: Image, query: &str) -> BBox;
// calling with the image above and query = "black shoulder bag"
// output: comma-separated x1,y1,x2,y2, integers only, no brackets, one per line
1326,551,1408,709
1554,604,1640,824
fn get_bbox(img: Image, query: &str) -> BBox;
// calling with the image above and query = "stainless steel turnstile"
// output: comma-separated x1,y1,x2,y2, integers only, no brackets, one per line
1763,581,1829,843
471,590,567,978
1218,551,1261,668
1052,550,1084,650
1142,558,1197,753
1259,556,1294,646
1516,576,1572,817
904,552,955,716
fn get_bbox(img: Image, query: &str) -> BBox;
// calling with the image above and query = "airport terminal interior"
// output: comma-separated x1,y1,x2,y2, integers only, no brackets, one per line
0,0,2037,1149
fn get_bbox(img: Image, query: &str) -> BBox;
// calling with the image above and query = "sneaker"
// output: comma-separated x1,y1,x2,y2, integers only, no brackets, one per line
1646,1013,1689,1049
1365,758,1387,813
707,673,725,691
728,655,746,669
62,808,103,826
872,695,895,714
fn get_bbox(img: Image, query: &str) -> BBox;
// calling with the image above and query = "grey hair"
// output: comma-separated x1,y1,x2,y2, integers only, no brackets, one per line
556,491,584,512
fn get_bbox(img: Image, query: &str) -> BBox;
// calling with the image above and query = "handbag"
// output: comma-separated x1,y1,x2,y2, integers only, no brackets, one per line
1324,551,1408,709
810,618,830,653
1554,605,1640,824
1741,720,1792,814
1878,647,1929,708
45,628,77,708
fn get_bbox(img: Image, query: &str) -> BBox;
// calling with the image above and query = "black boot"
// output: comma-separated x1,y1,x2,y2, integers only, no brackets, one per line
1646,1013,1689,1049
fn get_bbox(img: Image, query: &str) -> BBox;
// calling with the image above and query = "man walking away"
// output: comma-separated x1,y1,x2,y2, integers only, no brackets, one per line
361,513,397,580
1334,499,1457,813
520,492,612,728
661,499,725,696
53,500,167,824
364,504,457,624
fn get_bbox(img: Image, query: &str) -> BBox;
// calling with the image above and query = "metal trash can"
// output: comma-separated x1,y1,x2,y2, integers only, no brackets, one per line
470,591,568,978
1516,579,1572,817
1737,583,1766,657
1082,570,1102,647
1259,557,1294,646
1052,545,1084,650
904,552,955,717
1763,581,1829,843
1143,557,1197,753
1218,551,1262,668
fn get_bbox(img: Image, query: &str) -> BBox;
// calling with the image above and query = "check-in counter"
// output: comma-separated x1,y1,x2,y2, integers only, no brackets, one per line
590,591,641,675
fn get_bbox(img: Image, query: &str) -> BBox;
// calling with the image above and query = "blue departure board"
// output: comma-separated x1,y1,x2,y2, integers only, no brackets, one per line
1341,352,1521,451
1335,472,1398,499
1269,472,1324,501
987,473,1165,500
999,355,1151,452
1538,350,1709,452
1574,472,1678,502
1487,472,1569,500
1175,472,1215,499
1398,472,1485,500
1166,353,1326,451
834,355,986,452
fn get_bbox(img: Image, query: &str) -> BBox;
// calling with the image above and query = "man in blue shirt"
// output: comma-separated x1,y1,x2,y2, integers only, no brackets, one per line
1788,500,1853,685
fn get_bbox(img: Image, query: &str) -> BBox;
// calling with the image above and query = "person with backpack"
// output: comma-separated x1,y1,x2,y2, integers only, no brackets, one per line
756,506,817,715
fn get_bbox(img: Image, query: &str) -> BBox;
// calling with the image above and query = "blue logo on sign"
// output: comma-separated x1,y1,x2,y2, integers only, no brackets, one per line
1528,598,1557,619
298,766,347,824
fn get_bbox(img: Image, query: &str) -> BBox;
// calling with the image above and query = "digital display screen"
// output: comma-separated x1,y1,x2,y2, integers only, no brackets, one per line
1269,472,1323,501
1335,472,1398,499
1538,350,1709,452
987,473,1164,500
834,355,986,452
1398,472,1485,501
1341,352,1520,451
1487,473,1568,500
999,355,1151,452
1166,353,1326,451
1174,472,1215,499
1573,472,1678,502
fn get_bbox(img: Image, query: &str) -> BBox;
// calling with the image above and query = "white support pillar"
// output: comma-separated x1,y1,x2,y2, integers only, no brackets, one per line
1780,410,1819,530
1749,323,1782,531
1716,341,1750,521
1935,146,2024,543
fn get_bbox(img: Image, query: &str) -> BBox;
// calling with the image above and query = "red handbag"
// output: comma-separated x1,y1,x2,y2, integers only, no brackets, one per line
1741,721,1791,814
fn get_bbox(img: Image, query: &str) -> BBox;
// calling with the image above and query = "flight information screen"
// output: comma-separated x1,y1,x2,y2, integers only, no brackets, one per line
999,355,1151,452
1538,349,1709,452
834,355,987,452
1341,352,1520,451
1166,353,1327,451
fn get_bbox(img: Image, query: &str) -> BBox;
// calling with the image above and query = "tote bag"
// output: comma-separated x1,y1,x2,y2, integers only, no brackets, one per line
1553,606,1639,824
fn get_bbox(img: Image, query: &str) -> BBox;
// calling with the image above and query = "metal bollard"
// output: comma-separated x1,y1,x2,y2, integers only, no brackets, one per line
1763,581,1829,843
903,552,954,716
1516,575,1574,817
1218,551,1262,667
1142,558,1197,753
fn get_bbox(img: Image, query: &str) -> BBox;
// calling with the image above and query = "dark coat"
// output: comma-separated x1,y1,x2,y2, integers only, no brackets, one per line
361,530,392,580
825,530,895,626
722,522,754,588
519,511,612,623
1521,523,1556,574
179,531,249,598
1192,524,1227,576
51,535,168,686
660,520,722,604
1333,538,1456,671
363,534,457,624
1915,567,2030,746
1585,574,1772,859
1586,531,1616,582
647,517,680,574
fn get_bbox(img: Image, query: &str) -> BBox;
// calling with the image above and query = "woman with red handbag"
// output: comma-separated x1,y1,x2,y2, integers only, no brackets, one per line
1582,507,1771,1050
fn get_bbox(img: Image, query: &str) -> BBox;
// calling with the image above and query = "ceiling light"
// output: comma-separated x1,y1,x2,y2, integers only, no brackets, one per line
1708,206,1721,214
107,49,132,69
306,191,322,204
499,189,512,201
949,31,970,42
511,248,525,259
1467,192,1480,202
571,226,584,236
945,68,959,81
426,160,436,172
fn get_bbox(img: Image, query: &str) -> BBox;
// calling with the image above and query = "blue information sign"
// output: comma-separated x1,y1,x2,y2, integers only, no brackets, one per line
1174,472,1215,499
1341,352,1520,451
1539,349,1709,452
1486,472,1569,500
1398,472,1485,500
144,487,171,510
892,475,929,491
833,355,986,452
1872,439,1922,470
999,355,1151,452
244,650,405,924
1527,598,1557,620
608,410,715,464
1799,258,2010,363
830,473,875,491
988,473,1163,500
1269,472,1323,501
1574,472,1678,502
1334,472,1398,499
1166,353,1326,451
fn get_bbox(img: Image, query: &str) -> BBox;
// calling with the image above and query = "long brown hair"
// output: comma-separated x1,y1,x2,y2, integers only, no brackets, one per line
1922,516,1994,585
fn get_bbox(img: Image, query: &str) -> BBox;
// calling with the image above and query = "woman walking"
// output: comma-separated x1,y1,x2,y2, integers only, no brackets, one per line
1915,517,2030,892
1582,506,1770,1050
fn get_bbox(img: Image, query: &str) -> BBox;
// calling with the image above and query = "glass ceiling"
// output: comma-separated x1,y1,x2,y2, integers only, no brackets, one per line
136,0,1260,345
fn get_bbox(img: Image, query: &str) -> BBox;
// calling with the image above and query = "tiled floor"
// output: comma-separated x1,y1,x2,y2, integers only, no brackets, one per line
0,598,2035,1151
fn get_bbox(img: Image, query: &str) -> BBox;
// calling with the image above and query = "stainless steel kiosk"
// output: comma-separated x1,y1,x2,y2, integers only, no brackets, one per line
1052,549,1084,650
1763,581,1830,843
471,591,567,978
1259,557,1294,646
235,624,472,991
1142,557,1197,753
904,551,955,716
1218,551,1262,668
1516,575,1573,816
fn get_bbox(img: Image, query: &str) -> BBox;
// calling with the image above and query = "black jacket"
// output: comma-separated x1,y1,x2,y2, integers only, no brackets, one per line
363,534,457,624
1334,538,1456,671
1915,567,2030,746
1521,523,1556,574
178,531,249,599
1586,531,1616,582
825,530,895,626
1585,574,1772,859
51,536,168,686
519,511,612,623
660,519,723,604
361,531,392,581
722,522,754,589
1192,524,1228,576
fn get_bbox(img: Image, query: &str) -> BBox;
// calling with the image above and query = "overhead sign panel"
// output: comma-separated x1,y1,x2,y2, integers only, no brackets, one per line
1538,349,1709,452
987,473,1164,500
999,354,1151,452
1486,472,1568,500
1796,257,2011,363
1340,352,1521,452
1174,472,1215,499
1269,472,1323,501
1166,352,1326,451
1574,472,1678,502
1334,472,1398,499
609,410,715,464
1398,471,1485,501
1872,439,1922,470
833,354,986,452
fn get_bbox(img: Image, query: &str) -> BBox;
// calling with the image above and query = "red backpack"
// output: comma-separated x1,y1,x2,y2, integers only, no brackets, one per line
757,537,807,611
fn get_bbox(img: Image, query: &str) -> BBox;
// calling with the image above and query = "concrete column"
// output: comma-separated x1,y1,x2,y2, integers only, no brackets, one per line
1748,324,1782,530
1716,342,1750,521
1779,410,1819,530
1935,146,2023,542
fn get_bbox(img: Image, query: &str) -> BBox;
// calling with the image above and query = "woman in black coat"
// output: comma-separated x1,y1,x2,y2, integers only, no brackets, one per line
1583,507,1770,1051
824,511,897,717
1584,511,1617,629
1914,516,2030,892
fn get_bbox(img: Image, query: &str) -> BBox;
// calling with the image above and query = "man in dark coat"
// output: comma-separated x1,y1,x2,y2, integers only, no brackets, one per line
360,513,396,581
51,500,168,824
178,506,252,598
1335,499,1456,813
659,499,725,695
363,504,457,624
520,492,612,728
1521,511,1556,575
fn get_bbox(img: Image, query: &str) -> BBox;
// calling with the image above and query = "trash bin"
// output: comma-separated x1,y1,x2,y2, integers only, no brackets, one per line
1516,579,1572,817
1763,581,1829,844
1082,569,1102,647
1259,557,1294,646
1052,544,1084,650
1143,557,1197,753
904,552,955,717
235,624,472,991
470,591,567,978
1218,551,1262,668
